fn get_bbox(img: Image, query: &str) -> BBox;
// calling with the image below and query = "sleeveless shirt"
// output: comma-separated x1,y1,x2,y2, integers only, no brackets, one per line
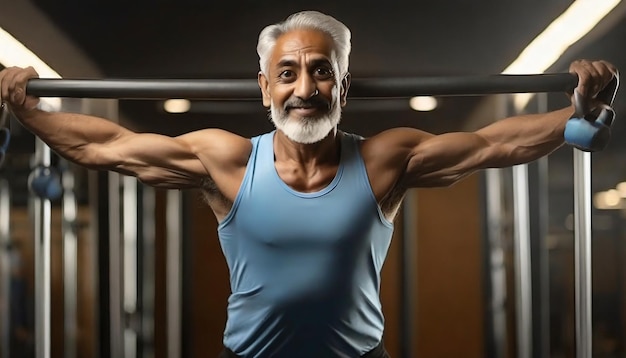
217,131,394,357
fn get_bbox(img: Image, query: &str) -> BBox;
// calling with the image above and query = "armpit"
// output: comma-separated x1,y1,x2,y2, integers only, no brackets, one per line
379,184,407,222
200,176,233,219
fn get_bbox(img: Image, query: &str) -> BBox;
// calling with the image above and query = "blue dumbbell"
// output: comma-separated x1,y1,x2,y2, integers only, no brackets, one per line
564,103,615,152
28,166,63,200
564,76,619,152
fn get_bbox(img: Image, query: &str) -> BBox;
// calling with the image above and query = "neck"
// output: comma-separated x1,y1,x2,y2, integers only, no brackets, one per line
274,128,340,165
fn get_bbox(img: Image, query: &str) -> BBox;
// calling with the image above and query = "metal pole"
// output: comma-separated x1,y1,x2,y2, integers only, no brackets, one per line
483,167,508,358
141,186,156,358
59,98,84,358
533,93,551,358
25,73,578,99
109,172,124,358
166,190,182,358
573,150,592,358
33,138,52,358
512,164,532,358
400,190,417,358
61,162,78,358
123,176,138,358
0,179,10,358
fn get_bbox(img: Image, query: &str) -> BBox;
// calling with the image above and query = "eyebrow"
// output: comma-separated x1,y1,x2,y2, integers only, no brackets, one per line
276,58,333,69
276,59,297,68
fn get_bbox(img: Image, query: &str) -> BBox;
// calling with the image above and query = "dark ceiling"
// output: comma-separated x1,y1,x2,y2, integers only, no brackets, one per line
2,0,626,207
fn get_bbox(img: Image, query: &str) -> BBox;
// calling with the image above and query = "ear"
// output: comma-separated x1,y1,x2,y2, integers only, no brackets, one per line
340,72,351,107
258,71,271,108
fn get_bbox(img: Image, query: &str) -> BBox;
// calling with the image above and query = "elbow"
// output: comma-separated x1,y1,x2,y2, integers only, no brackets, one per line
439,172,472,187
412,171,472,188
136,172,162,186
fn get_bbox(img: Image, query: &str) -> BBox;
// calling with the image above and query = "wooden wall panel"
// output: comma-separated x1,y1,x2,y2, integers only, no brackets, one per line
412,174,485,358
380,217,403,357
186,191,230,357
7,206,95,358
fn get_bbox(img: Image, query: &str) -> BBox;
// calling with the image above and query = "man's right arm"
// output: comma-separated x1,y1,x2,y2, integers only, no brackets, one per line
0,66,250,191
16,108,214,188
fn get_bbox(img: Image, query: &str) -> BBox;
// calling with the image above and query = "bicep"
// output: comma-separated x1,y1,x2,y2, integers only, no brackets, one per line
367,127,507,193
92,132,208,188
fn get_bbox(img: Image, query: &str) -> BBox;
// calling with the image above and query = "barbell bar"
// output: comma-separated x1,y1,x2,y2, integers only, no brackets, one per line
25,73,578,99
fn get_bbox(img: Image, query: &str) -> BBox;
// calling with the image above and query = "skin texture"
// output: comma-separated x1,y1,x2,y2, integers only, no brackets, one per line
0,29,618,223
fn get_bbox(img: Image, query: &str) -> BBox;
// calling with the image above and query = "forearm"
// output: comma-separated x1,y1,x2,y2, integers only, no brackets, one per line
15,108,131,166
476,105,575,166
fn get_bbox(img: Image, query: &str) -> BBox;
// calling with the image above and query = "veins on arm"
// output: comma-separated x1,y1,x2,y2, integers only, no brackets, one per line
403,132,493,187
374,108,572,216
404,112,568,188
87,132,208,189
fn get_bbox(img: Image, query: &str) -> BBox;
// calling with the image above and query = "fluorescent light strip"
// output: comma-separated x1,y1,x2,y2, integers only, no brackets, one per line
0,26,62,111
501,0,621,111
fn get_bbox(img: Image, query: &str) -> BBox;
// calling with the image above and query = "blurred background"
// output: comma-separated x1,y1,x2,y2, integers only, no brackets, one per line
1,1,626,357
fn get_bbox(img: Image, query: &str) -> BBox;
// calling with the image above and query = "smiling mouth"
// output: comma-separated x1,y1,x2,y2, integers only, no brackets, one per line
288,106,324,116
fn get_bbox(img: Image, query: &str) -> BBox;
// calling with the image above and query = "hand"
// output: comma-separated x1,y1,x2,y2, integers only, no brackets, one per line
569,59,619,109
0,66,41,113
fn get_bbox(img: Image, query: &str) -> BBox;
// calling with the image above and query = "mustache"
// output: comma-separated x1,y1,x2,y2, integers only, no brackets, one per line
284,96,330,111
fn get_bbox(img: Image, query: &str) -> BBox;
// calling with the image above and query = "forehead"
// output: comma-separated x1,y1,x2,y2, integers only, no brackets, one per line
271,29,335,64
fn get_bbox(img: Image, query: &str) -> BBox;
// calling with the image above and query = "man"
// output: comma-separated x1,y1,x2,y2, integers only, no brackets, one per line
0,10,618,358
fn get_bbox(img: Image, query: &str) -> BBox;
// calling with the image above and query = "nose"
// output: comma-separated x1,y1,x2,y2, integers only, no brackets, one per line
294,73,318,99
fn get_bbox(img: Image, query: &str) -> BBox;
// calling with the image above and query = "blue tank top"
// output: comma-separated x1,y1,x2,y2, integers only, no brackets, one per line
218,131,394,357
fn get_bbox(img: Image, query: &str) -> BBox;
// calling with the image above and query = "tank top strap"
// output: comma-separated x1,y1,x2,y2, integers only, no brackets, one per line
256,130,276,164
339,132,368,182
217,132,266,229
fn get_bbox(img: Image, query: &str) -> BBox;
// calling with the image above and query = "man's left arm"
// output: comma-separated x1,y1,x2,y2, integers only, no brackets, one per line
401,60,617,188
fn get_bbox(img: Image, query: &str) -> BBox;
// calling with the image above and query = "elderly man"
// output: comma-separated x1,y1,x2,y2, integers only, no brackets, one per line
0,10,617,358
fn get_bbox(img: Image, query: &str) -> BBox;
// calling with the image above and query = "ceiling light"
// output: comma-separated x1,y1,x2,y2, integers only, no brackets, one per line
409,96,438,111
501,0,621,111
0,26,62,111
616,182,626,197
163,99,191,113
604,189,622,206
605,189,622,206
594,189,623,209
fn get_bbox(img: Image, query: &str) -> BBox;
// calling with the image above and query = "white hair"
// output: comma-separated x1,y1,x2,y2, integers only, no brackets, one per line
256,10,351,78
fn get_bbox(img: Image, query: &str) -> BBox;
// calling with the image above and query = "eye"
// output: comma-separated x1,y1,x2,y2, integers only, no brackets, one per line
279,70,295,81
314,67,333,79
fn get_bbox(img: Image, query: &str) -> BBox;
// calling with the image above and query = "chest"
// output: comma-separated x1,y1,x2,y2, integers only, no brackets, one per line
238,190,376,249
273,161,340,194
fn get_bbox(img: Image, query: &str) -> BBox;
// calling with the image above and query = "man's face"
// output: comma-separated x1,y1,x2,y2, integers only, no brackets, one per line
258,29,350,144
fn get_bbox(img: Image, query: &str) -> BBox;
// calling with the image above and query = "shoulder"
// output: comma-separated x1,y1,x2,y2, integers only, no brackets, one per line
359,127,434,163
343,128,436,204
178,128,254,169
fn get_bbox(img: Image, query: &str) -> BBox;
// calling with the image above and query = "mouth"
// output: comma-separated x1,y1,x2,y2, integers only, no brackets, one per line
287,106,325,117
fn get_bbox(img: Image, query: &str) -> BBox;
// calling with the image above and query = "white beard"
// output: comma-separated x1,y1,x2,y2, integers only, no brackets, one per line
269,97,342,144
